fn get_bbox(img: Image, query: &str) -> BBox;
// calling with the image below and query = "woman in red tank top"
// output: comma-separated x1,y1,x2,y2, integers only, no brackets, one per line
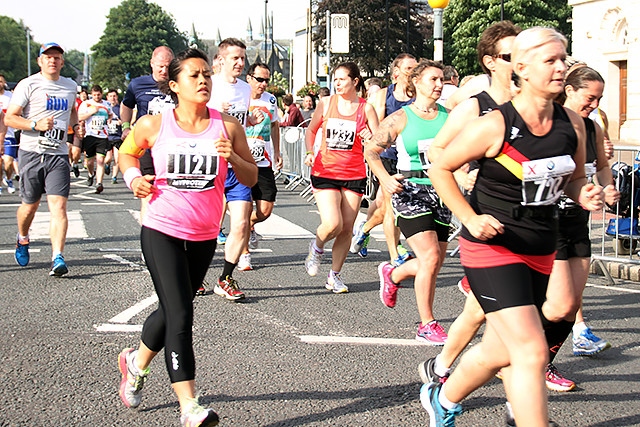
303,62,379,293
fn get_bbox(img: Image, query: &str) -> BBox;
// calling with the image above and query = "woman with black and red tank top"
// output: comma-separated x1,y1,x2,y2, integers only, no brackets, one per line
116,49,257,427
303,62,379,293
421,20,520,393
427,28,605,427
542,67,619,379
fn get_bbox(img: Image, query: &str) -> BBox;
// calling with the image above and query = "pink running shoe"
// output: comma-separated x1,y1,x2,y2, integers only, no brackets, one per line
545,363,576,392
378,262,400,308
416,321,448,345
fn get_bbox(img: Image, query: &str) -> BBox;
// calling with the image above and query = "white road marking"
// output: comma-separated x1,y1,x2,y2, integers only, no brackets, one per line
109,294,158,323
73,191,123,205
30,210,88,239
95,323,143,332
0,248,41,254
128,209,141,224
586,283,640,294
103,254,145,269
254,213,314,239
298,335,426,346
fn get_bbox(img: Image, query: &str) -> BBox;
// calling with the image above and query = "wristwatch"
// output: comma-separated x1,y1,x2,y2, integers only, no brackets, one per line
30,120,37,131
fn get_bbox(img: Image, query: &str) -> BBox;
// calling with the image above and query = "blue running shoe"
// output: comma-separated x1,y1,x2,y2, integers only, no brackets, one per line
49,254,69,277
391,254,408,267
358,235,370,258
15,240,30,266
350,221,369,254
420,383,462,427
217,229,227,245
573,327,611,356
397,244,413,261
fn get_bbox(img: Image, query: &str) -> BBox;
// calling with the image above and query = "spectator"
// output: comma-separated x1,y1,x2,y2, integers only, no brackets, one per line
280,93,304,127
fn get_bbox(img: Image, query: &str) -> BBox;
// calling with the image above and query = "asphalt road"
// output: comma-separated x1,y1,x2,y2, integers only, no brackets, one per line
1,174,639,427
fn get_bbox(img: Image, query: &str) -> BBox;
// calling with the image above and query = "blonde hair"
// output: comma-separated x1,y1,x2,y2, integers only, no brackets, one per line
512,27,567,74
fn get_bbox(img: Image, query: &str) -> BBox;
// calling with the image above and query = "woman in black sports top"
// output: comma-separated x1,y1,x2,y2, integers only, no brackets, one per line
426,27,605,427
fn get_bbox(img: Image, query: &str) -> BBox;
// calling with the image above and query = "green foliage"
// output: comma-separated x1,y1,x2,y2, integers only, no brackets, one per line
0,16,38,81
267,71,288,98
91,0,188,92
297,81,321,98
443,0,572,77
60,49,81,81
314,0,433,77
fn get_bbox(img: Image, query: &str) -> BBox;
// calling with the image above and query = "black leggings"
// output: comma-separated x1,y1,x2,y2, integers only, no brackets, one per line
140,226,216,383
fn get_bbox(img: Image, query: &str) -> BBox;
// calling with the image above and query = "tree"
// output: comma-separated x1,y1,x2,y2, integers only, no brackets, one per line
0,16,38,82
91,0,188,92
313,0,433,77
442,0,572,77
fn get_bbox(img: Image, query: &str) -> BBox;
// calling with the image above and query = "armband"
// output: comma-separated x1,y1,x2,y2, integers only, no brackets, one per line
118,128,146,158
121,121,131,130
72,123,80,130
305,151,313,155
123,167,143,190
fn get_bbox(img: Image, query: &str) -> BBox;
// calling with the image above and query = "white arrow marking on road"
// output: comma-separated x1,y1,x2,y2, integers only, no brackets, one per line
109,294,158,323
0,248,41,254
298,335,427,346
73,190,123,205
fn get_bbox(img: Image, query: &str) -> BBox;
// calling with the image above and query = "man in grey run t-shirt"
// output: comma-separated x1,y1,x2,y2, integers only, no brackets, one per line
4,42,81,277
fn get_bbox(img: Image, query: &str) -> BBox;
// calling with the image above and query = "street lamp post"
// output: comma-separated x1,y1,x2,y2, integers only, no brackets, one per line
26,27,31,76
427,0,450,62
264,0,268,64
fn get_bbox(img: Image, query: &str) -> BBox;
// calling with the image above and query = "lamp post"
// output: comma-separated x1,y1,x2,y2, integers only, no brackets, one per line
264,0,268,63
427,0,450,62
26,27,31,76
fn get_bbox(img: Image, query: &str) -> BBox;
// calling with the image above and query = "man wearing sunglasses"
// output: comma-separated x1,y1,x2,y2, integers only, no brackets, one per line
236,63,282,271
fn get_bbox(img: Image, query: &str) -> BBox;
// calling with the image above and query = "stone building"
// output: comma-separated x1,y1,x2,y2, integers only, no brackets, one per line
569,0,638,142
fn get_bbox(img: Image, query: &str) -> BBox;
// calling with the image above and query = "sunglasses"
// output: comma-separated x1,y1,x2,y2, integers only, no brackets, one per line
494,53,511,63
251,75,270,83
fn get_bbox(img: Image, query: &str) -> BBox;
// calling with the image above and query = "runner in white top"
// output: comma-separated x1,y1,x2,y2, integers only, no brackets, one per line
5,42,81,277
78,84,113,193
237,62,281,271
199,37,262,300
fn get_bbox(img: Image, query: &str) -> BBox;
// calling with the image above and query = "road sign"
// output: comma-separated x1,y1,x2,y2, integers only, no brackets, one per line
330,14,349,54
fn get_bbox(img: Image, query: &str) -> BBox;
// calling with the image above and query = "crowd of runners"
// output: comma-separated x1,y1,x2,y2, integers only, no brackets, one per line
3,20,620,427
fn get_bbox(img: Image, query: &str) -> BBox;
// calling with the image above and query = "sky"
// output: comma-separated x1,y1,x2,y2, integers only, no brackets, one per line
3,0,309,53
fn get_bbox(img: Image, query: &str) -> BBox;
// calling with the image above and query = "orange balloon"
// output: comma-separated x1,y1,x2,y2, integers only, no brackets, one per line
427,0,450,8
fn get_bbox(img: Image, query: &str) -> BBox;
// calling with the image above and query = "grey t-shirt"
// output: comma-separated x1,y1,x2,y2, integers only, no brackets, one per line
10,73,77,155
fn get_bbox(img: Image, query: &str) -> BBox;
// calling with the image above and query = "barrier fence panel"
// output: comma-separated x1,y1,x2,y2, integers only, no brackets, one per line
590,145,640,284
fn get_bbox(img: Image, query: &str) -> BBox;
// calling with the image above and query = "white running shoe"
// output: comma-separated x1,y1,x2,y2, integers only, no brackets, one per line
325,271,348,293
180,398,219,427
3,178,16,194
305,241,323,276
237,253,253,271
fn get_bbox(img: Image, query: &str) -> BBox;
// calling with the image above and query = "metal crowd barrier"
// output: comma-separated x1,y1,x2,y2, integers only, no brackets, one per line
279,123,376,204
590,145,640,284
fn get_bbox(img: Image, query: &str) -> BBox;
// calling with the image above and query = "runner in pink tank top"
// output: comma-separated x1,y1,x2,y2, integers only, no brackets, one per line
116,48,257,427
